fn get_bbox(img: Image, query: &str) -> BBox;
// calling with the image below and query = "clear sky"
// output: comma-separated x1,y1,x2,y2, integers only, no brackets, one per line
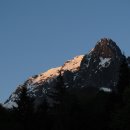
0,0,130,102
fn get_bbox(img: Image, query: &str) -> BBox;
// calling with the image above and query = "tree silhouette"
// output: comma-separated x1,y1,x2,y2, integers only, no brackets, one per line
117,56,129,94
15,86,34,129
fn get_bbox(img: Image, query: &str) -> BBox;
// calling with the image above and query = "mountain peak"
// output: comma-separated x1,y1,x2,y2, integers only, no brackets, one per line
89,38,122,59
97,38,113,46
4,38,125,109
78,38,124,89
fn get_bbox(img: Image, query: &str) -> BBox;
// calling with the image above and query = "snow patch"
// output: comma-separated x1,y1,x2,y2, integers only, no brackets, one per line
27,84,35,92
10,93,19,99
100,87,112,92
3,101,18,109
42,88,47,94
85,56,91,68
99,57,111,68
3,93,19,109
73,75,77,81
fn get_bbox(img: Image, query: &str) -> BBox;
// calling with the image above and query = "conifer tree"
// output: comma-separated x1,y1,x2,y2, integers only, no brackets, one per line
48,71,66,105
117,56,129,94
15,86,34,129
34,97,50,130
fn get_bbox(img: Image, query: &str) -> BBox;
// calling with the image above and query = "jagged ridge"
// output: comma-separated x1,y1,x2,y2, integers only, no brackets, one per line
4,38,126,109
4,55,84,108
76,38,124,89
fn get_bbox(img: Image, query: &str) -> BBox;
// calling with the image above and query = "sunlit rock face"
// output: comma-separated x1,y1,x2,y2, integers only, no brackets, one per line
4,55,84,108
4,38,125,109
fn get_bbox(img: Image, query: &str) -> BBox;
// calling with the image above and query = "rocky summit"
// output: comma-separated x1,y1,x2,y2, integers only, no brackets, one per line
4,38,125,109
75,38,124,89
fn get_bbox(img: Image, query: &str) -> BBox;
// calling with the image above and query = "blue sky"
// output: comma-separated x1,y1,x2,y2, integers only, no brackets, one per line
0,0,130,102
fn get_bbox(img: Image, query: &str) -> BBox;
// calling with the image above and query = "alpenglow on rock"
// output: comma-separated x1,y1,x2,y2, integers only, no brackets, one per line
4,55,84,108
4,38,125,109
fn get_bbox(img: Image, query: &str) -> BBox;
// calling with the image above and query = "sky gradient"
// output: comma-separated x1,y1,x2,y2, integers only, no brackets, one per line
0,0,130,102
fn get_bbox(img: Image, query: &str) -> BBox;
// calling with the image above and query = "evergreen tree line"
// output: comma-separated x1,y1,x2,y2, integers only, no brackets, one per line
0,58,130,130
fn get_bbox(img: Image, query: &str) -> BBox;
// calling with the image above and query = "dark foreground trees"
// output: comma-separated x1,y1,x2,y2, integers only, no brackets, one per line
0,87,130,130
0,65,130,130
